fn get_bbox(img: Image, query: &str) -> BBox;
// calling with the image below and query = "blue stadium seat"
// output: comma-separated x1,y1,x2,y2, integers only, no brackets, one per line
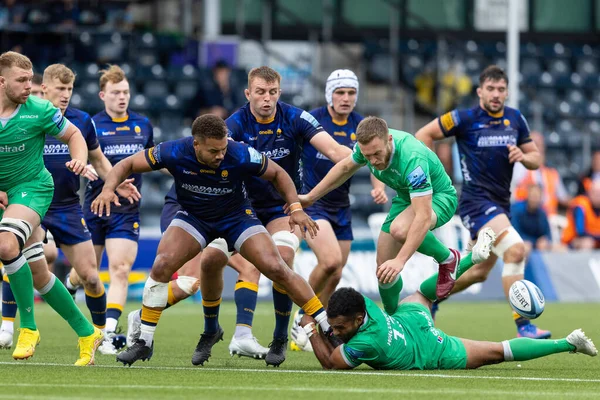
547,59,572,87
142,80,169,100
168,64,199,81
586,102,600,118
130,94,150,112
566,89,586,117
174,81,199,100
521,58,542,86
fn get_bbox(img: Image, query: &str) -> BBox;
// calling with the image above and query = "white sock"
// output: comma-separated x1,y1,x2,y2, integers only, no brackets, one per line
234,325,252,339
65,276,78,291
140,324,155,346
441,252,455,264
106,317,118,333
502,340,514,361
314,311,331,332
1,320,14,334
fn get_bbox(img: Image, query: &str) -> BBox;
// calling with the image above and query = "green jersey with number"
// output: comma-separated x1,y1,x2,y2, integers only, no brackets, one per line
351,129,455,201
340,296,451,370
0,96,69,191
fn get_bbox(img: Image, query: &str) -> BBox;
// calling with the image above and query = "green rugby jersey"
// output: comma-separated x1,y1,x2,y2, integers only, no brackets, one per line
0,96,69,191
351,129,455,201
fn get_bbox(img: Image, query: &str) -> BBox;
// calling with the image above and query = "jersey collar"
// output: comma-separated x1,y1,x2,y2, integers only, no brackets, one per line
480,105,504,118
358,312,369,332
0,104,21,127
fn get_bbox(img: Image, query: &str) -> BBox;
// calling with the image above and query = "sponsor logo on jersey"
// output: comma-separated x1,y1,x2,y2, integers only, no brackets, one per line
477,135,517,147
490,120,502,125
350,132,356,141
484,206,498,215
248,136,258,141
181,183,233,196
407,166,428,190
245,209,253,215
0,144,25,153
503,119,510,126
44,143,70,155
334,131,347,137
199,169,215,174
80,218,87,227
221,170,229,179
133,222,140,229
316,152,329,160
19,115,38,119
440,110,459,132
147,147,157,164
103,143,144,156
116,126,130,131
344,345,364,360
101,131,116,136
261,147,291,160
134,126,141,134
183,169,197,175
276,128,282,135
51,109,64,127
259,129,274,135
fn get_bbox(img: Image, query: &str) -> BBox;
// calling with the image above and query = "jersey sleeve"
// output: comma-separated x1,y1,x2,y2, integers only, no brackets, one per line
240,145,269,177
41,101,70,138
438,109,466,138
516,111,532,146
295,110,325,141
84,117,100,151
351,143,367,165
340,341,378,368
144,141,172,171
226,118,243,142
402,156,433,198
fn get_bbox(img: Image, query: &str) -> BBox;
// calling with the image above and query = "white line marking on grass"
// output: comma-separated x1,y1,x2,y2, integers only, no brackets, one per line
1,361,600,384
1,383,599,397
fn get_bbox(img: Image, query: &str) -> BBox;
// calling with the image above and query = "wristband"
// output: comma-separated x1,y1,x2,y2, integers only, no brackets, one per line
303,322,317,338
289,202,303,214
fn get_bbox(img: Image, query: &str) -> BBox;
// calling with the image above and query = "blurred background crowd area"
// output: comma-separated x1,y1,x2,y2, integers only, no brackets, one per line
4,0,599,249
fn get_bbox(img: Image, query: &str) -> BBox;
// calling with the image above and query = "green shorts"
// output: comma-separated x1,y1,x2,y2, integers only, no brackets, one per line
393,302,467,370
381,190,457,234
0,168,54,221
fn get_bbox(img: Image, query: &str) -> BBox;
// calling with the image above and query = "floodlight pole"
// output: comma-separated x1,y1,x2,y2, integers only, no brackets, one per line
506,0,520,108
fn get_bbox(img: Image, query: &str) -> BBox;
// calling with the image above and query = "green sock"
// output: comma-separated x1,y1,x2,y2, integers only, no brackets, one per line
505,338,574,361
378,275,403,315
419,252,475,301
417,231,451,263
41,276,94,337
6,259,36,330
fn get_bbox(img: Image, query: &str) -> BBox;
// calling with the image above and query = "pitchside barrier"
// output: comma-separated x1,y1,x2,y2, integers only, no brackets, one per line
83,215,600,302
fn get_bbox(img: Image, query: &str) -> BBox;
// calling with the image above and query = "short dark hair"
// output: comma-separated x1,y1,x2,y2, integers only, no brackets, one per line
32,73,43,85
356,116,388,144
191,114,228,141
479,65,508,86
327,287,366,319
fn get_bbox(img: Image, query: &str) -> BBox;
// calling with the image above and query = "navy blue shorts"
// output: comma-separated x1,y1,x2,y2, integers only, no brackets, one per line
84,211,141,245
160,199,181,234
305,203,353,241
168,206,267,252
254,204,288,226
42,204,91,247
459,199,509,240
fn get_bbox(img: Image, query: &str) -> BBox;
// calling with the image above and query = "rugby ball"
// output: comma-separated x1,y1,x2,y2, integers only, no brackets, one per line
509,280,545,319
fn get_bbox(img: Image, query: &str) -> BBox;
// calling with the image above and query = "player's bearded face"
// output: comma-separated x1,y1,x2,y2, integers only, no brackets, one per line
43,77,74,112
360,136,391,170
478,78,507,114
2,67,33,104
332,88,357,116
194,136,228,168
329,314,363,343
101,79,131,115
245,78,281,119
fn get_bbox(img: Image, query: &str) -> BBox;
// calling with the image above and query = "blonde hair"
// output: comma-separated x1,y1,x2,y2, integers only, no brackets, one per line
356,116,389,144
99,65,127,91
0,51,32,76
248,66,281,88
43,64,76,85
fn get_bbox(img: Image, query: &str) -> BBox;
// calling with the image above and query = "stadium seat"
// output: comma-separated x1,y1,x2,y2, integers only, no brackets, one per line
142,80,169,100
174,81,199,100
521,58,542,86
547,59,572,87
586,102,600,118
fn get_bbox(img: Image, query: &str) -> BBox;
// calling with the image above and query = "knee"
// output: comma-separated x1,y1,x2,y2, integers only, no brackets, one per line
389,224,408,244
0,234,20,260
319,254,343,276
78,268,101,288
150,253,178,282
504,243,526,263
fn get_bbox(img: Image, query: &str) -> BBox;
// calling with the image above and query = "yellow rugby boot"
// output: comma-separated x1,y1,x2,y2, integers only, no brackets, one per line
12,328,40,360
75,327,103,366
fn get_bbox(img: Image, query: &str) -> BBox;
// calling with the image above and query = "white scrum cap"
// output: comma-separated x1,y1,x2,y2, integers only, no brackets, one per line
325,69,359,107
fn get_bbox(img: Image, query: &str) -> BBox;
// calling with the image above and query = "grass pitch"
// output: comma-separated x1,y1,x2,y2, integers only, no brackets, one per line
0,301,599,400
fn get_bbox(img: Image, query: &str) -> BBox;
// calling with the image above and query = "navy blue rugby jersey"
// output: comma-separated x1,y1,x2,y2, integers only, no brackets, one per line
44,107,99,208
302,106,363,209
144,137,268,221
226,101,324,208
84,110,154,213
439,105,532,206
